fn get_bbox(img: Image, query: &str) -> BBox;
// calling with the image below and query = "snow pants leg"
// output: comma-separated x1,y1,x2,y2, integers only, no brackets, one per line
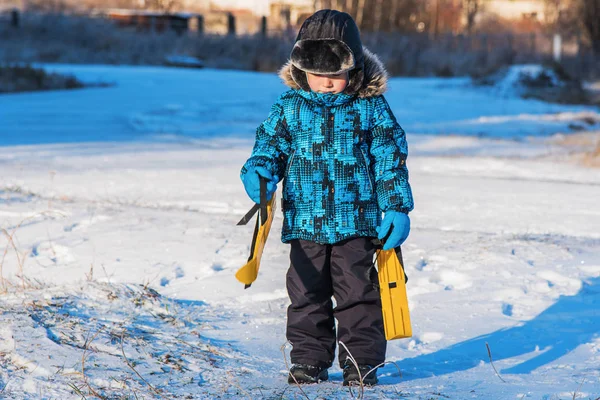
286,238,386,369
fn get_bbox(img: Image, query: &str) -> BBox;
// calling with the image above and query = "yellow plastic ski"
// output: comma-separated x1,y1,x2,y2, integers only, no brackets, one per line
377,249,412,340
235,194,276,288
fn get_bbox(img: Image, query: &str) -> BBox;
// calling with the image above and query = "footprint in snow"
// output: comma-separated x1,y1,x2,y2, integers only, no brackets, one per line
415,257,428,271
211,263,224,272
30,242,75,267
502,302,514,316
429,270,473,291
160,265,185,287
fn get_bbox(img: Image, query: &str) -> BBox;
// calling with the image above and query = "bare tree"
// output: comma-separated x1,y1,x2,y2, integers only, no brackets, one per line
543,0,562,27
463,0,479,34
356,0,365,26
373,0,384,31
580,0,600,53
389,0,400,30
431,0,440,37
346,0,353,15
314,0,422,32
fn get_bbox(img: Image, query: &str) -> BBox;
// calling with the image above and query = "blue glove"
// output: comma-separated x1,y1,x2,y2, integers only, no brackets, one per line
376,211,410,250
241,166,278,204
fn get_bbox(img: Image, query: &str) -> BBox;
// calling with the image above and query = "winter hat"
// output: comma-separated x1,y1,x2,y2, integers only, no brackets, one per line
289,9,365,94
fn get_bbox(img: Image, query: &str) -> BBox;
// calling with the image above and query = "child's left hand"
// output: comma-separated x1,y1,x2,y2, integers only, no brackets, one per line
376,212,410,250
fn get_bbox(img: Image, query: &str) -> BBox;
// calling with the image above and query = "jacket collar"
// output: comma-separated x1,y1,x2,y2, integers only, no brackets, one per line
296,90,356,107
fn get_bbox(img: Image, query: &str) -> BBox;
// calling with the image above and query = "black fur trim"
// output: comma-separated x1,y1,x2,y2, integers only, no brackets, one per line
280,47,388,98
291,39,355,75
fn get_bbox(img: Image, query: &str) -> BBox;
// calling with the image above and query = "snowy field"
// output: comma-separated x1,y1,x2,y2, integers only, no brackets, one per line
0,65,600,399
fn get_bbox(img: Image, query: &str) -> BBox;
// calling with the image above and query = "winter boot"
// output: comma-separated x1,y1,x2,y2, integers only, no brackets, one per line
342,362,378,386
288,364,329,384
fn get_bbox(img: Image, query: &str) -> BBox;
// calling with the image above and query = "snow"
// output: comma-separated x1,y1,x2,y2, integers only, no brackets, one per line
0,64,599,399
493,64,566,96
164,55,205,69
2,64,599,146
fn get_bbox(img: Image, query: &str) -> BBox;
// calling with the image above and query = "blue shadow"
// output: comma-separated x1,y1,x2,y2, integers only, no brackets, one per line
383,277,600,381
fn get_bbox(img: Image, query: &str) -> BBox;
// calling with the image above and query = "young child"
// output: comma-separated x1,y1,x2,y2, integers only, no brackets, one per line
240,9,413,386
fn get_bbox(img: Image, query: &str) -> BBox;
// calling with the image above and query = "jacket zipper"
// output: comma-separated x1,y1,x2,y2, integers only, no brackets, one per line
286,149,296,176
359,147,374,193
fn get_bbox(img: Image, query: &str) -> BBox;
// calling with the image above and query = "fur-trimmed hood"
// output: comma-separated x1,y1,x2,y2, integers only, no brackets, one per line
278,47,389,99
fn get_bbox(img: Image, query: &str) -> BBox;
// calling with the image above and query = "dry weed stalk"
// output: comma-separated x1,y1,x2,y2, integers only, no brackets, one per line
340,342,403,399
1,229,27,292
86,263,95,282
280,341,311,400
119,330,161,396
571,377,587,400
48,171,56,210
339,340,379,400
224,370,253,399
0,210,67,293
81,327,107,399
0,375,10,394
485,342,507,383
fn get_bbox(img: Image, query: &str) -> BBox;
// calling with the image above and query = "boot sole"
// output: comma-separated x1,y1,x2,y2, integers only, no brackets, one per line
288,371,329,384
343,379,378,386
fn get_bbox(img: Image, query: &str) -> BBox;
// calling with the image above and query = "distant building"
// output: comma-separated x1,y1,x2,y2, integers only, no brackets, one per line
101,8,264,36
224,8,262,35
104,9,198,35
202,10,235,35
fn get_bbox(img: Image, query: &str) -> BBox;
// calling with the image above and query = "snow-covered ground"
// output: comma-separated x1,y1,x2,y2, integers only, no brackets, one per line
0,65,599,399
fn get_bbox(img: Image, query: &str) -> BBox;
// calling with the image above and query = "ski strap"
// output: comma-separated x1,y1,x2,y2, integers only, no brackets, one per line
237,178,268,226
372,223,407,283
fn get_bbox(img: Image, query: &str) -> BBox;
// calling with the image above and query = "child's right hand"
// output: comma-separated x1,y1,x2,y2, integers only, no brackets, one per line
241,166,278,204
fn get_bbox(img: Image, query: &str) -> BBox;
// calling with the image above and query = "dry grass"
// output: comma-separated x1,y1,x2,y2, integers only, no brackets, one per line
119,329,161,396
583,139,600,167
81,328,107,399
0,210,67,293
0,13,293,71
1,13,599,79
0,64,86,93
546,131,600,168
0,63,112,94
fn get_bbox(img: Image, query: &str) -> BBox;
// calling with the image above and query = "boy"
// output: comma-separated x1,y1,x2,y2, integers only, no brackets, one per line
240,9,413,386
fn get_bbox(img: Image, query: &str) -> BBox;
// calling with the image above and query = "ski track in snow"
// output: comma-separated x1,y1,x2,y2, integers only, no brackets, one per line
0,66,600,398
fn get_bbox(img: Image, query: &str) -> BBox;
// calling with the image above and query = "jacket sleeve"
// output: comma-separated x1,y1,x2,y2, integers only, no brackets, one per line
369,95,414,214
241,97,291,183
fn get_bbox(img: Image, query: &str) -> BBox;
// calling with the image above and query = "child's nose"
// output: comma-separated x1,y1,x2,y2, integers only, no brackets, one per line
323,79,333,88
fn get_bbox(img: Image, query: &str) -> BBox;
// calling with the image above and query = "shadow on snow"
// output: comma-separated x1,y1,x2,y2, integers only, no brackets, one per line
382,276,600,382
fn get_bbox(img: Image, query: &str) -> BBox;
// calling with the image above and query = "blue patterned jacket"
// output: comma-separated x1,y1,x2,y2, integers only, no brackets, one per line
241,50,414,244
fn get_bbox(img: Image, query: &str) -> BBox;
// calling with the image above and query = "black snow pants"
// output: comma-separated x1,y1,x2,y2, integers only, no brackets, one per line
286,237,386,369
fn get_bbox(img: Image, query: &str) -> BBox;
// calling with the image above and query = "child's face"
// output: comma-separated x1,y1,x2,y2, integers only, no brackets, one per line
306,72,349,94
